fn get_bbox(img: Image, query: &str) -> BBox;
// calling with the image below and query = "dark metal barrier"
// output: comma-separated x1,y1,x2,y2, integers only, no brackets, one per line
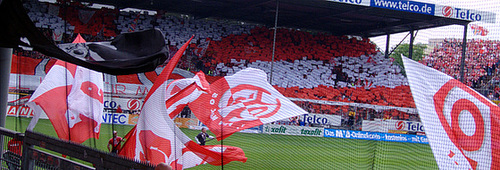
0,127,23,170
0,127,154,170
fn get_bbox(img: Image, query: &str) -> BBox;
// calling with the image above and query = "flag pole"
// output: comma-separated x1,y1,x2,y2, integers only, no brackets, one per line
64,62,72,143
269,0,279,85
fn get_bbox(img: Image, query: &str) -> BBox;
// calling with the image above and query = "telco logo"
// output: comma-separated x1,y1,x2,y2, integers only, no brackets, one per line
395,121,405,130
442,6,482,21
102,113,127,124
406,122,424,132
104,101,117,109
127,99,141,110
303,114,328,125
442,6,453,17
394,121,424,132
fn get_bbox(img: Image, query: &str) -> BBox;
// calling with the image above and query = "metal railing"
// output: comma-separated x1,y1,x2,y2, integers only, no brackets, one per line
0,127,154,170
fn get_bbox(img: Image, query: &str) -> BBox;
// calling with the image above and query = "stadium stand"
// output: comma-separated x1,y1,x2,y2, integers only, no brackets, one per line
24,0,73,36
60,3,118,37
11,0,463,126
115,10,255,48
421,38,500,88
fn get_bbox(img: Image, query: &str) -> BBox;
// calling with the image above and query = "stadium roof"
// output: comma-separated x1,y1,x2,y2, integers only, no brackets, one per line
76,0,471,37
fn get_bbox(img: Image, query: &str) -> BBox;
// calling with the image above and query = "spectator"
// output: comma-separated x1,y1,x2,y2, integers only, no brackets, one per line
116,105,123,113
108,131,124,154
195,128,214,146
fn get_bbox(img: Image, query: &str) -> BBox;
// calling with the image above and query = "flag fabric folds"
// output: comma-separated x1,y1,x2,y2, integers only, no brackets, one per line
119,37,247,169
120,36,194,164
164,75,210,119
189,68,308,140
129,72,246,169
402,56,500,170
72,34,86,44
0,0,168,75
27,60,104,143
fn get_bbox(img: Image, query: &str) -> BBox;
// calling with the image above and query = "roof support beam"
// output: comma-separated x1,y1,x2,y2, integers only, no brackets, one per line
409,29,414,59
385,33,390,58
460,24,468,83
195,0,271,19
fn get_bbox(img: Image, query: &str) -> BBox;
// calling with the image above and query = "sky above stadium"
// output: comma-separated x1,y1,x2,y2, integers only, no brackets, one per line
371,0,500,52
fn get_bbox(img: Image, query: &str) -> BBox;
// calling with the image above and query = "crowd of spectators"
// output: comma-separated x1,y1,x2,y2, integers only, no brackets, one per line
420,38,500,88
17,0,499,127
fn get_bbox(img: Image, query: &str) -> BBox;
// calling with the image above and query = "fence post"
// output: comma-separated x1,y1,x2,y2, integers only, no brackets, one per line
0,47,13,169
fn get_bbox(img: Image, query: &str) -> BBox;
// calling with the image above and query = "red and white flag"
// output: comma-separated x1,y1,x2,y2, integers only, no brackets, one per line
27,60,104,143
164,74,210,119
120,37,246,169
403,56,500,170
189,68,308,140
119,36,195,159
121,72,246,169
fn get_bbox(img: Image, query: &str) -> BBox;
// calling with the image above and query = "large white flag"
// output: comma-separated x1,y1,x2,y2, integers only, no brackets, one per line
189,68,308,140
27,60,104,143
402,56,500,170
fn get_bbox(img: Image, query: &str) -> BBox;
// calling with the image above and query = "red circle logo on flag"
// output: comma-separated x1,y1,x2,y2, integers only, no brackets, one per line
395,121,405,130
218,84,281,127
433,79,498,168
127,99,142,110
442,6,454,17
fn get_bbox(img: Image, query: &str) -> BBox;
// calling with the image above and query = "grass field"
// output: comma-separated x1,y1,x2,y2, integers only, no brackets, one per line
5,117,438,169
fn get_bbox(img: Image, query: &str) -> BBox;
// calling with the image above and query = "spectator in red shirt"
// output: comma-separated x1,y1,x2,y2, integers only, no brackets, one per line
107,131,124,154
116,105,123,113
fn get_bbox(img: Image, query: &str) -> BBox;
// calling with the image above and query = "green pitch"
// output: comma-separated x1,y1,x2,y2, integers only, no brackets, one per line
6,117,438,169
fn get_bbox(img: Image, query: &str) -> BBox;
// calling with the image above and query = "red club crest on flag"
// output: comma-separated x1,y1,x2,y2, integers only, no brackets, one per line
218,84,281,128
189,68,308,140
433,79,499,169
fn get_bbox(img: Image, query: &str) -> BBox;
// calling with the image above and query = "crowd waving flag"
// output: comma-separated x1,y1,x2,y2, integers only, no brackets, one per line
189,68,308,140
119,37,247,169
27,60,104,143
402,56,500,170
470,24,489,36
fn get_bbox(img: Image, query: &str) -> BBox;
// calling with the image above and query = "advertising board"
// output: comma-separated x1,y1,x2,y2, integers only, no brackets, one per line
324,129,428,144
174,118,199,128
300,113,341,126
435,5,496,23
362,119,425,134
263,124,324,137
6,105,37,117
101,112,129,125
385,119,424,133
371,0,435,15
326,0,370,7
